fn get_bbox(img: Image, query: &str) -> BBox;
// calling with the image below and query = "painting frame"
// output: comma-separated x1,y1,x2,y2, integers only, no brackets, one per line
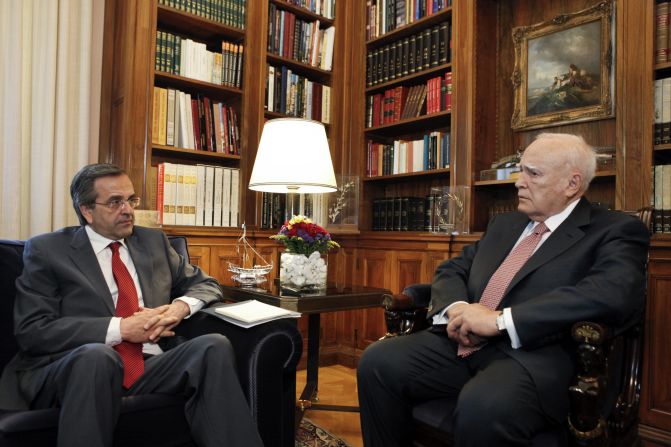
511,1,614,131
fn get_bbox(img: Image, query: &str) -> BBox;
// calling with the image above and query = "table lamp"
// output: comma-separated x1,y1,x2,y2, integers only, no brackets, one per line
249,118,337,217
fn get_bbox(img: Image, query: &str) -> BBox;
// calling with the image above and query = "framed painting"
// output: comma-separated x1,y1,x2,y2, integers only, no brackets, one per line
511,1,614,130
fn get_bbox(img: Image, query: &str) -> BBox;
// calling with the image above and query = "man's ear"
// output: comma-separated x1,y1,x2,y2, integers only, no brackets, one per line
79,204,94,225
566,173,582,198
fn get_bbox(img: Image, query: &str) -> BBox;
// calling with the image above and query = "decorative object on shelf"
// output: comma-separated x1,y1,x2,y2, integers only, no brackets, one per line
428,185,470,235
271,215,339,291
228,224,273,287
326,174,359,232
511,0,614,130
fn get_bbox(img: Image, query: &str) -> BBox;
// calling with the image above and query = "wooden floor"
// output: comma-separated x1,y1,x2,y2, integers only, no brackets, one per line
296,365,363,447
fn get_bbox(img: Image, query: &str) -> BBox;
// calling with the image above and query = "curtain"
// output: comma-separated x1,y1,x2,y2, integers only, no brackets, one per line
0,0,105,239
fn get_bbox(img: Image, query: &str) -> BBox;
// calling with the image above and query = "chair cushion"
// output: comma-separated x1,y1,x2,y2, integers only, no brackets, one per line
412,398,566,447
0,394,193,447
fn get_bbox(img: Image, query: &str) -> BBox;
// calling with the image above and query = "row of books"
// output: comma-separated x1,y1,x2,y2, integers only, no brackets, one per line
267,5,336,71
155,30,243,88
366,22,451,86
275,0,336,19
656,0,671,63
372,194,453,232
366,74,451,127
654,77,671,145
259,192,329,229
151,87,240,154
157,0,245,29
366,131,450,177
265,65,332,123
366,0,451,40
157,163,239,227
653,164,671,233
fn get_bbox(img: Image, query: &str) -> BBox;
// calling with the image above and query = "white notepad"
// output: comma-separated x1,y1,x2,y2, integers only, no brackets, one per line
213,300,301,328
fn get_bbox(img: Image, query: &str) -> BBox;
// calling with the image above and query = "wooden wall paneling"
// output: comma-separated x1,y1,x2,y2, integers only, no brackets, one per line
640,244,671,436
103,0,156,200
209,244,245,286
395,250,425,293
186,245,211,273
424,248,451,282
240,0,269,226
615,0,654,210
357,249,389,350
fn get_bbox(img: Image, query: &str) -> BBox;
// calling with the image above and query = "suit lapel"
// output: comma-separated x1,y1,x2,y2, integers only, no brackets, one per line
126,232,154,308
504,198,591,296
68,227,116,314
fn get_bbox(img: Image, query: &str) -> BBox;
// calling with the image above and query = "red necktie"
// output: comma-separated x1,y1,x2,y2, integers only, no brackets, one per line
458,222,549,357
109,242,144,388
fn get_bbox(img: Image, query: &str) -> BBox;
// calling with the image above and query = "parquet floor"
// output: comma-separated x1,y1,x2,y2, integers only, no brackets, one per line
296,365,363,447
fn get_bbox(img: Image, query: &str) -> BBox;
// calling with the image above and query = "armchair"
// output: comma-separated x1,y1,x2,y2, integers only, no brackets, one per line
381,208,651,447
0,237,303,447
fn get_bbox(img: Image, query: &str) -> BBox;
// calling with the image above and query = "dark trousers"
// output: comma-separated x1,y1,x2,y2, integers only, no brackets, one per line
28,334,263,447
357,326,553,447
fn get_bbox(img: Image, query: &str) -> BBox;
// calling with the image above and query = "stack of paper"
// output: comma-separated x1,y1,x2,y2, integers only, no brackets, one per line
210,300,301,328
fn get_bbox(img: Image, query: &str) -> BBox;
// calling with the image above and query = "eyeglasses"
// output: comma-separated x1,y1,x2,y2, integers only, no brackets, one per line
94,197,141,210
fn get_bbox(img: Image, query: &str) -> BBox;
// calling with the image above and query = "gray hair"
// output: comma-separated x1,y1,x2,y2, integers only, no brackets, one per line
70,163,127,225
533,133,596,193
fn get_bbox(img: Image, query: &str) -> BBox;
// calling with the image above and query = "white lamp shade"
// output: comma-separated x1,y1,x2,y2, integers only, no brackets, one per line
249,118,337,193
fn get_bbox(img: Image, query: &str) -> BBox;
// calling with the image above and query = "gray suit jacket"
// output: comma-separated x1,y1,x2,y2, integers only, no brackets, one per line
429,198,650,421
0,225,222,410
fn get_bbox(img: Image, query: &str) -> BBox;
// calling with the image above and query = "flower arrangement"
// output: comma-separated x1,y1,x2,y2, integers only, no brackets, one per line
270,215,340,255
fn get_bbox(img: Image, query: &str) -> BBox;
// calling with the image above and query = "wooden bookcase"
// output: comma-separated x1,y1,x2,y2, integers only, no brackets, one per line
361,5,453,232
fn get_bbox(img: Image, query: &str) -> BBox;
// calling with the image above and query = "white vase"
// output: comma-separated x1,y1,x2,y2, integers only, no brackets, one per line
279,251,328,291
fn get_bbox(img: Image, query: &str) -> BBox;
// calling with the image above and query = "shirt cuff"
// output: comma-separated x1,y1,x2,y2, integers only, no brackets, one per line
503,307,522,349
174,296,205,318
106,317,122,346
432,300,468,325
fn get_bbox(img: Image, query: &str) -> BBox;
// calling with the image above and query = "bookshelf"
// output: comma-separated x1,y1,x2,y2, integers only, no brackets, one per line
361,3,453,233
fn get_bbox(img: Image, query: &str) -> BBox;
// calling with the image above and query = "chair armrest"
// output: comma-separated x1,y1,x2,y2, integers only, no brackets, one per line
381,284,432,338
567,320,642,446
175,310,302,447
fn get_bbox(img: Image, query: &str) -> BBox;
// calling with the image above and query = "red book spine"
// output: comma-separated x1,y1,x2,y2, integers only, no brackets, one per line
191,99,201,151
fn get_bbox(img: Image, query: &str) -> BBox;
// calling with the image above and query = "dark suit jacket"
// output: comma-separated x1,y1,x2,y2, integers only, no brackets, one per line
0,225,222,410
428,198,650,421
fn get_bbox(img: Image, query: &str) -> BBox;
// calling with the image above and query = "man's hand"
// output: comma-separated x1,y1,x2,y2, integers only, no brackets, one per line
119,302,189,344
446,303,500,347
119,305,172,343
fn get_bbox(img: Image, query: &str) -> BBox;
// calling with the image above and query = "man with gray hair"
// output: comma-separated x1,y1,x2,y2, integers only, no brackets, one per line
358,133,650,446
0,163,263,447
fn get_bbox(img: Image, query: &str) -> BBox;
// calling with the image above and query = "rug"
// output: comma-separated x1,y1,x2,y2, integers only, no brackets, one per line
296,418,351,447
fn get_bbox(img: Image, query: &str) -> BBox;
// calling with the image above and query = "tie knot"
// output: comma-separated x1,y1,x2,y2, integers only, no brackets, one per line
109,241,121,254
533,222,548,235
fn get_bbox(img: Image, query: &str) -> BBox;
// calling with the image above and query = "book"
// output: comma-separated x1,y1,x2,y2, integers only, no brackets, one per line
207,300,301,328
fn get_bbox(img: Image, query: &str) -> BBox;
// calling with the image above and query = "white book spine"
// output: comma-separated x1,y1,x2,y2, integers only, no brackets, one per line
187,164,198,225
204,165,215,226
175,163,185,225
213,166,223,227
230,168,240,227
163,162,177,225
222,168,232,227
196,164,206,226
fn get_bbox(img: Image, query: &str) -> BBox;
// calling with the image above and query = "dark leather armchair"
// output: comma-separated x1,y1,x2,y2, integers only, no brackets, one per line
381,208,652,447
0,236,303,447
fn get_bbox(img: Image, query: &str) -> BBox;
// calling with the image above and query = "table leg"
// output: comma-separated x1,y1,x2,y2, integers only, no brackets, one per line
296,313,321,428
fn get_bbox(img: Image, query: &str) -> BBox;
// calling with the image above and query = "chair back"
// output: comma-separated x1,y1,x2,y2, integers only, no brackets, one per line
0,240,25,373
167,235,190,263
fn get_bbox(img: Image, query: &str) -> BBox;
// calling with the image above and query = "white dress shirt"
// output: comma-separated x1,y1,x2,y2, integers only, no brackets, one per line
432,198,581,349
85,226,204,355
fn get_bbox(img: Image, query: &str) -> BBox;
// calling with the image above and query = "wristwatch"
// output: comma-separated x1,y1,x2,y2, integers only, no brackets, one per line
496,312,506,332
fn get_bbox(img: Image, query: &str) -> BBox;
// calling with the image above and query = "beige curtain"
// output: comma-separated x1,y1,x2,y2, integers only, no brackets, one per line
0,0,105,239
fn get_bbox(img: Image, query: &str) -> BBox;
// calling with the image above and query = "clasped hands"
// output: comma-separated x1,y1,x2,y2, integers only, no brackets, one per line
446,303,501,348
119,301,190,344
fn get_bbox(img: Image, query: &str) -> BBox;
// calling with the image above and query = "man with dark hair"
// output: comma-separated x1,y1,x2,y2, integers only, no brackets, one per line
357,134,650,446
0,163,263,447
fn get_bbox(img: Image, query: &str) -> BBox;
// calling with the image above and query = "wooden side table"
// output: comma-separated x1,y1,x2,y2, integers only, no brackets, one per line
220,282,389,427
